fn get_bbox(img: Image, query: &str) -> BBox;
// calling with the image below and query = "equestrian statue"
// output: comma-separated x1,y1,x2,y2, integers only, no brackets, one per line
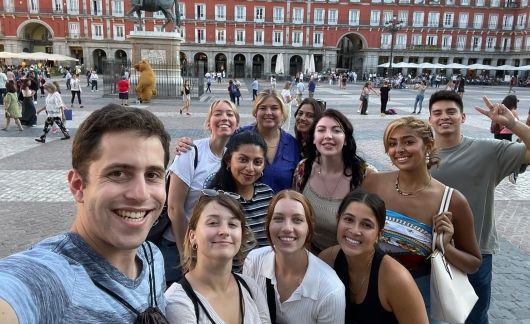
127,0,181,31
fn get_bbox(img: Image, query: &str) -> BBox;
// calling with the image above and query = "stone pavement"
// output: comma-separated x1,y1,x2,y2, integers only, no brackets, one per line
0,78,529,322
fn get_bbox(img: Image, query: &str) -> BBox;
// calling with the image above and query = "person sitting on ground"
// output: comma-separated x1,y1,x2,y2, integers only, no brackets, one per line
0,104,171,323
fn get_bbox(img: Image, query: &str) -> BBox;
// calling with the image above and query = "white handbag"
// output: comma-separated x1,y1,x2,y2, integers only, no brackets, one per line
430,186,479,324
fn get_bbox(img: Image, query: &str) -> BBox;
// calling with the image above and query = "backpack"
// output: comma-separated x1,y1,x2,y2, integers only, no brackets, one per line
146,144,198,243
178,273,253,324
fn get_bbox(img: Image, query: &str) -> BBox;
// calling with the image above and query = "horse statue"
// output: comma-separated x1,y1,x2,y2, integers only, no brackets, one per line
127,0,181,31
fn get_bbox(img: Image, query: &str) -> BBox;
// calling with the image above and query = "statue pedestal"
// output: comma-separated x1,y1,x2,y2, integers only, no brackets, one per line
128,31,183,98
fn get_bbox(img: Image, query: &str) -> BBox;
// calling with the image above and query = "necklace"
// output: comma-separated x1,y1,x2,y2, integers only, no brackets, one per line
395,171,432,197
316,165,346,198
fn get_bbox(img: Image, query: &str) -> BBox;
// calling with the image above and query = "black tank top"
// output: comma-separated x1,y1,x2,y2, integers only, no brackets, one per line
334,248,398,324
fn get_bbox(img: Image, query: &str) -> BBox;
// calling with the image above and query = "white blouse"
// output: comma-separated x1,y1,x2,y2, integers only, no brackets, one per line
165,273,271,324
243,246,345,324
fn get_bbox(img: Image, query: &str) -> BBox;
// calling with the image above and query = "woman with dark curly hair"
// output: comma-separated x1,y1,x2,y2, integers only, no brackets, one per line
293,98,325,158
292,109,375,253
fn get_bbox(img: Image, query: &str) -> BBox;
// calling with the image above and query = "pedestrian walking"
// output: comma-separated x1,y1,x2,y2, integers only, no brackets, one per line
206,74,212,93
296,78,305,104
359,81,378,115
180,80,191,116
19,80,37,127
0,68,7,105
456,75,465,98
65,70,72,90
2,81,23,131
89,71,99,92
308,76,317,98
34,83,70,143
70,74,83,108
251,78,259,101
228,79,237,104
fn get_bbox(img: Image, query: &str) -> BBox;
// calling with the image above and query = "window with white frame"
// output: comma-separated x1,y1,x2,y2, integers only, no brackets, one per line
293,8,304,24
254,30,264,45
396,34,406,49
400,0,411,3
235,5,246,22
195,28,205,43
28,0,38,13
92,0,102,15
476,0,484,5
456,35,466,50
522,0,528,6
68,22,80,38
501,37,511,51
273,31,283,46
350,0,360,3
459,12,468,28
428,12,440,27
381,34,391,49
370,10,381,26
488,14,498,29
412,34,422,46
443,13,454,27
178,3,185,20
383,11,393,24
503,15,513,29
92,24,103,39
426,35,437,46
314,8,325,24
292,31,302,46
273,7,284,23
514,37,522,50
413,12,424,27
471,36,481,50
486,36,496,50
216,29,226,44
255,7,264,22
134,24,143,32
113,24,124,40
4,0,14,12
349,10,360,25
67,0,79,14
153,10,164,19
442,35,452,49
446,0,454,4
235,30,245,45
490,0,499,6
314,32,323,47
328,9,338,25
215,4,226,21
53,0,62,12
112,0,123,16
399,11,408,26
372,0,381,2
414,0,425,3
516,14,526,29
474,13,484,28
195,4,205,20
461,0,469,4
526,36,530,50
154,25,164,32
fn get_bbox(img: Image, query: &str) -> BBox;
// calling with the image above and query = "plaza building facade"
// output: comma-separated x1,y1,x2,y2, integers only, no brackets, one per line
0,0,529,78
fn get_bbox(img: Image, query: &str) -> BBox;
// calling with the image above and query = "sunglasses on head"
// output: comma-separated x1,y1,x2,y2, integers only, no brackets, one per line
201,189,241,201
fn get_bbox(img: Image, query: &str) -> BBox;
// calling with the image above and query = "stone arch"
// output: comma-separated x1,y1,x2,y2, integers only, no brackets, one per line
252,54,264,78
233,53,246,78
336,32,367,72
16,19,55,39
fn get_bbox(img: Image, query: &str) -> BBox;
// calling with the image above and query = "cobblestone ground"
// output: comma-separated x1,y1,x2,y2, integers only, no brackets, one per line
1,78,529,321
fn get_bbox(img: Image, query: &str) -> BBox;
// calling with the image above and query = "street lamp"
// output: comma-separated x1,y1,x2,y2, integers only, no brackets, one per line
385,15,403,78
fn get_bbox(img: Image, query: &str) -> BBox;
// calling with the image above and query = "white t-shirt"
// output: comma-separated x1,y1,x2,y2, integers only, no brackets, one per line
165,274,271,323
243,246,345,324
162,138,222,242
296,82,305,95
280,89,292,109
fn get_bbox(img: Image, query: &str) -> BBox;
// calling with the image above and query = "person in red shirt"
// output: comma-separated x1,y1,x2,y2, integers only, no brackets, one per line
117,76,129,106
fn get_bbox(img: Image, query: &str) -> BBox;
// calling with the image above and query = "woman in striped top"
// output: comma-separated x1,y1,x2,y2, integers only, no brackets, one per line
208,130,274,249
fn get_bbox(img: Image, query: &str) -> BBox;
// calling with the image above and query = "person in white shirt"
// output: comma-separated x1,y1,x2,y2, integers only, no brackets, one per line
244,190,345,324
165,193,271,323
89,71,99,92
161,100,240,286
296,79,305,105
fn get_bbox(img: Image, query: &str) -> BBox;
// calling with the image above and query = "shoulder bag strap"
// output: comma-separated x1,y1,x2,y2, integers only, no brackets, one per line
265,278,277,324
432,186,454,254
233,273,252,299
178,276,216,324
